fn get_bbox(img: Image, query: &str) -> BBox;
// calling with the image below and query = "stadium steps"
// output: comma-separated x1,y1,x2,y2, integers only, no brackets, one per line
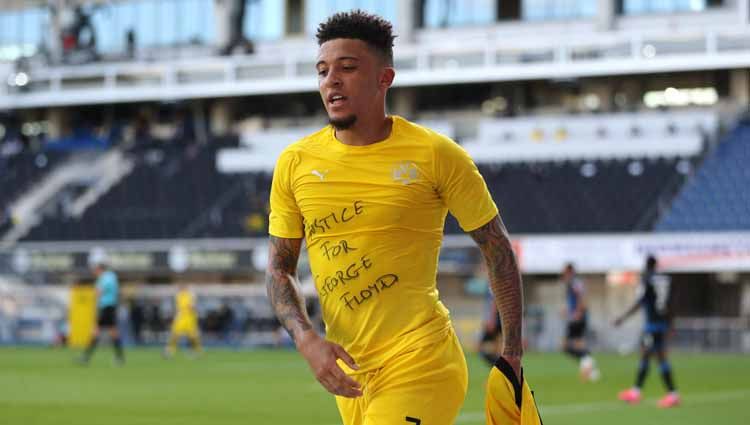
1,150,134,245
21,145,235,241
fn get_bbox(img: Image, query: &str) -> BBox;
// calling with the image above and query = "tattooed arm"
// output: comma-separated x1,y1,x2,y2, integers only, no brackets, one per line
265,236,362,398
469,215,524,377
265,236,311,341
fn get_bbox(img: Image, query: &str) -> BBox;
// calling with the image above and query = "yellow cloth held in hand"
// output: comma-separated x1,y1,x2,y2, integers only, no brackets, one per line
486,357,543,425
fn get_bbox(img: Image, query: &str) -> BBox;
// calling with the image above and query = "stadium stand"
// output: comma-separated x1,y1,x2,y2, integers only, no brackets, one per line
188,171,272,238
15,109,715,240
445,158,690,234
23,145,233,241
656,122,750,231
0,154,39,209
0,151,67,219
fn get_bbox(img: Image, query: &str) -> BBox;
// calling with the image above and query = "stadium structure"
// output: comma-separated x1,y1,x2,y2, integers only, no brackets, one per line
0,0,749,355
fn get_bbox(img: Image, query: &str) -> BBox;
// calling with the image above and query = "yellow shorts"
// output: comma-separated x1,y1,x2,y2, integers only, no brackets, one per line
336,327,468,425
485,357,543,425
171,316,199,338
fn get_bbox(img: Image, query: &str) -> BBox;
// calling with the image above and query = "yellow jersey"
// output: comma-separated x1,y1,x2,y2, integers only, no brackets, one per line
175,289,196,320
269,116,498,371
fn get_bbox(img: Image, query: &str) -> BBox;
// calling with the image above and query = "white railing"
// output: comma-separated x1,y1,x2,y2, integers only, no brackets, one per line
3,25,750,108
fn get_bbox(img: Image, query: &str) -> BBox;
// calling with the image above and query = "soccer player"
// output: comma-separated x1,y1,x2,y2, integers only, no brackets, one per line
163,284,202,358
78,262,125,365
561,263,600,381
614,255,680,408
265,10,541,425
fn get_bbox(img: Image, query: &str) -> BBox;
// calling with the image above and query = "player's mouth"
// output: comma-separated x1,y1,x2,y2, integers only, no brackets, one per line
328,94,348,108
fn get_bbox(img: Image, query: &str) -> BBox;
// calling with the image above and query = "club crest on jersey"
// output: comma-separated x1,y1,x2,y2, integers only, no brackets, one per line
392,161,419,185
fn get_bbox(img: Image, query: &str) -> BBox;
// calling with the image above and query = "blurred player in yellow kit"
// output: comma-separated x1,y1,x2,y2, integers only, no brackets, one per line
163,284,202,358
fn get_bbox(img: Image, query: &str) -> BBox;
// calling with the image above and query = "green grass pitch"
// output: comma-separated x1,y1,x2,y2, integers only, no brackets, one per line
1,347,748,424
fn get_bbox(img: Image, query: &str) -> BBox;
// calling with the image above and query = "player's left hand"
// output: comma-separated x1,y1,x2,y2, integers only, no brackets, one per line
297,330,362,398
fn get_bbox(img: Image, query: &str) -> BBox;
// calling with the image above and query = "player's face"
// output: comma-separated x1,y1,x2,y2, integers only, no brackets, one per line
316,38,391,130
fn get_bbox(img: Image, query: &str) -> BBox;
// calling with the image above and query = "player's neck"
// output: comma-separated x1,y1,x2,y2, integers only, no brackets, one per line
335,114,393,146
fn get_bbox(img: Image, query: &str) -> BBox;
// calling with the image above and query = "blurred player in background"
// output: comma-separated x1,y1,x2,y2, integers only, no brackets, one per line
561,263,600,382
265,10,539,425
163,284,202,358
78,262,125,365
614,255,680,408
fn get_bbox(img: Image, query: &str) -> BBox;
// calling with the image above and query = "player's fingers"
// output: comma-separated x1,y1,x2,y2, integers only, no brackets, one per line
330,377,362,398
329,363,361,393
317,375,339,395
320,372,361,398
333,344,360,371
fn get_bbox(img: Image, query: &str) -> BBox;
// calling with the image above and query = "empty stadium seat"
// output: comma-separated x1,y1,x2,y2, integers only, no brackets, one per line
656,123,750,231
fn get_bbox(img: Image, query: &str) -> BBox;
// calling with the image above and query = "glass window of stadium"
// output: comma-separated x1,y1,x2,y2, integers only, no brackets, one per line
522,0,597,20
89,0,289,54
90,0,215,53
420,0,495,28
620,0,723,14
418,0,597,27
245,0,285,40
0,7,46,62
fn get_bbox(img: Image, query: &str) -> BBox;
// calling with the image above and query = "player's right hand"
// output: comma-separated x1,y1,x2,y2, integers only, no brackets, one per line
297,330,362,398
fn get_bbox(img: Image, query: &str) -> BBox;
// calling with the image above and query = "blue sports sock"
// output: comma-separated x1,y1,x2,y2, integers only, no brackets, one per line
635,357,649,388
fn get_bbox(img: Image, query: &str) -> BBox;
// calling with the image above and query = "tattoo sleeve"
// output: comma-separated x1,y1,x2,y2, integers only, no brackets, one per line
469,215,524,357
265,236,312,344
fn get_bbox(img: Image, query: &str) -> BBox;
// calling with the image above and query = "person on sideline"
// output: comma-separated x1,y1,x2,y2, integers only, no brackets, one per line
78,262,124,365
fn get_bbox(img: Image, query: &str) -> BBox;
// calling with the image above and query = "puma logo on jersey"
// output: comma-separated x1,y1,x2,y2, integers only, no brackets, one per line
311,170,329,181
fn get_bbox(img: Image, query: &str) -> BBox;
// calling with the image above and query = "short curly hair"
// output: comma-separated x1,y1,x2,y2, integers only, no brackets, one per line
316,10,396,66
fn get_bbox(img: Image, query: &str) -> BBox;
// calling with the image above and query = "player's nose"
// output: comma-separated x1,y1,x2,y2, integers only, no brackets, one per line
322,70,342,88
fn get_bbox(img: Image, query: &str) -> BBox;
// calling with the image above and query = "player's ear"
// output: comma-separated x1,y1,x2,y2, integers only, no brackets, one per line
379,66,395,89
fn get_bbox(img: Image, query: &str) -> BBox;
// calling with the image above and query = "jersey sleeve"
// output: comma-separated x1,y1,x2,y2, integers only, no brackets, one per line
432,136,498,231
268,148,304,238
